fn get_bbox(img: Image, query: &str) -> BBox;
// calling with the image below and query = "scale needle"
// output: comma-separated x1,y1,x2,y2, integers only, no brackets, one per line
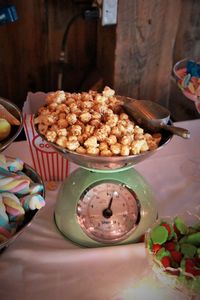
102,195,114,218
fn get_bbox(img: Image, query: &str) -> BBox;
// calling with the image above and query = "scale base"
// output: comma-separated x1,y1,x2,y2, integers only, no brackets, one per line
55,167,157,248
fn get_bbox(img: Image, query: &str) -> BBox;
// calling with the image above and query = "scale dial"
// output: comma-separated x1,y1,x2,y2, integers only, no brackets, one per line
77,181,140,243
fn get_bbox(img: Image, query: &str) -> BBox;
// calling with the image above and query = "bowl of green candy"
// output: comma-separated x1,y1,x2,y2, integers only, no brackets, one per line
145,210,200,297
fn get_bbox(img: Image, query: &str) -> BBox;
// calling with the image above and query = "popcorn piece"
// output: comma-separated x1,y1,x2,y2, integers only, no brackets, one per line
99,141,108,151
84,136,98,148
66,113,77,125
46,130,57,143
46,90,66,104
79,112,92,124
86,147,100,155
102,86,115,97
76,146,87,155
100,149,113,156
110,143,121,155
106,135,117,145
70,125,82,136
120,145,130,156
131,140,148,155
56,136,68,147
66,140,80,151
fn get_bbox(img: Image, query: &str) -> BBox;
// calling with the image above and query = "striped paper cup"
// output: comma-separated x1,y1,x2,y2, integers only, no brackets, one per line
23,113,68,182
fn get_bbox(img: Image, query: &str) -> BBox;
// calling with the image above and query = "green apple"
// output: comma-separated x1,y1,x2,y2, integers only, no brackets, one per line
0,118,11,141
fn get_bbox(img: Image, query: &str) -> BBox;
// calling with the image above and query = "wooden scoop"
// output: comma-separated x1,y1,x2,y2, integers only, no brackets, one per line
123,100,190,139
0,104,20,125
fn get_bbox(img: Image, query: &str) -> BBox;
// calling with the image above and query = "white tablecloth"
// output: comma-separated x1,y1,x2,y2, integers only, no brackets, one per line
0,120,200,300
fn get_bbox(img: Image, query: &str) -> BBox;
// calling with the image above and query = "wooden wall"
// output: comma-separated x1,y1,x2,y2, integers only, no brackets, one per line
0,0,96,108
0,0,199,120
169,0,200,120
103,0,181,107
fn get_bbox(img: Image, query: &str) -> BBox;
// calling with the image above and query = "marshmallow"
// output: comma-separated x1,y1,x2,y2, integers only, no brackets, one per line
21,194,46,211
0,176,30,196
2,192,25,222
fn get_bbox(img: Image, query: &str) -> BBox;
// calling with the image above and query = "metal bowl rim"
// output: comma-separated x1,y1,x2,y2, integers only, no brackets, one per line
34,114,173,168
0,97,23,152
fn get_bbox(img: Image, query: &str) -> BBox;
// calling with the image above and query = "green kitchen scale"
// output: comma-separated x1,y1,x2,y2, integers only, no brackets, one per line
52,126,172,247
50,122,172,247
35,98,172,248
55,165,157,247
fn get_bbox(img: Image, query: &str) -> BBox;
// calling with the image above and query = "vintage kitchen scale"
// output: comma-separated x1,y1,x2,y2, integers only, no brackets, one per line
55,164,158,248
35,98,174,248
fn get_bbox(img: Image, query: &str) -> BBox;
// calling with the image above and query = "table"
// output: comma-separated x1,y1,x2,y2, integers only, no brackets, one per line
0,119,200,300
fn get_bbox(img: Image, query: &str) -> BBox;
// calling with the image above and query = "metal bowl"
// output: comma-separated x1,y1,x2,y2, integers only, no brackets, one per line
0,161,45,253
35,130,172,171
34,97,173,171
0,97,23,152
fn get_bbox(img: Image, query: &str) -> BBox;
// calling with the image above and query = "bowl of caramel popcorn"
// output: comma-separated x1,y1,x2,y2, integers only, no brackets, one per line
34,87,172,170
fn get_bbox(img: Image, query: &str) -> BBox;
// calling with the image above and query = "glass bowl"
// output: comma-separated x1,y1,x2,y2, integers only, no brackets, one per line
0,97,23,152
145,209,200,298
0,157,45,253
173,58,200,103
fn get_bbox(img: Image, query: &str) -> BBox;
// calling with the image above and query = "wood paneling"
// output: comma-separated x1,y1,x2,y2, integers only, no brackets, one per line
0,0,97,108
173,0,200,61
0,0,199,121
98,0,181,107
169,0,200,120
0,0,49,107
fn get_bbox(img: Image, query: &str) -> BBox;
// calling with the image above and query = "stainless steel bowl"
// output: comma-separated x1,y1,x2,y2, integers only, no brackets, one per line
0,97,23,152
37,131,172,171
34,97,173,171
0,162,45,253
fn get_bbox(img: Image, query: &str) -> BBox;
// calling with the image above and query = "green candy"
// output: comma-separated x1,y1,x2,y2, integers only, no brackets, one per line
150,225,168,245
174,216,188,235
197,248,200,258
180,232,200,247
167,223,174,240
179,236,188,244
188,226,198,234
156,247,171,261
192,222,200,231
148,238,153,251
180,258,186,269
186,232,200,247
181,243,197,258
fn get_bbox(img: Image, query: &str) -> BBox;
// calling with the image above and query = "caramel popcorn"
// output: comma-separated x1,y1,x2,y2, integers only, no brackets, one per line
35,87,162,156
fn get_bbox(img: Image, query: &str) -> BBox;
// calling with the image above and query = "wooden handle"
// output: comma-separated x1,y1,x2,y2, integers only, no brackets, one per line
163,124,190,139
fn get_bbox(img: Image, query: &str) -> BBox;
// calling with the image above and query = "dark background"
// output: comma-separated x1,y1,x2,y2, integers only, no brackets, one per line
0,0,199,122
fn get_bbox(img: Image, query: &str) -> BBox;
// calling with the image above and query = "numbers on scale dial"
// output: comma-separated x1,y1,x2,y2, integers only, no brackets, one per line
77,181,140,243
